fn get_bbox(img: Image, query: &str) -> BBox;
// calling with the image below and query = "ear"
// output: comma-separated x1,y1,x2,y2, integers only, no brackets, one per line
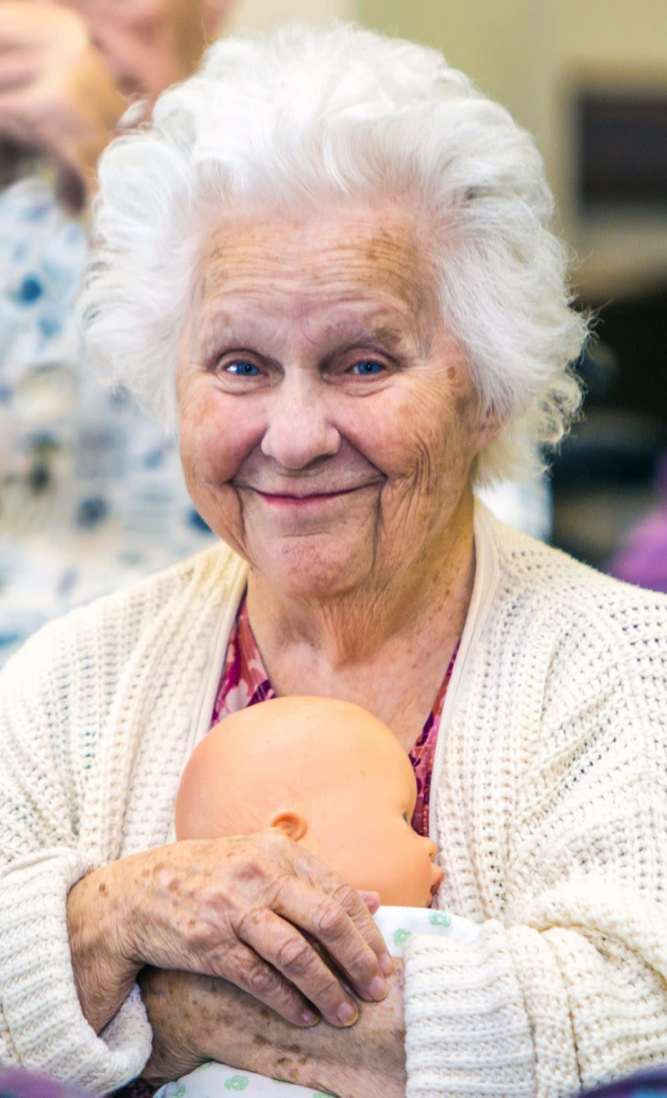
270,810,308,843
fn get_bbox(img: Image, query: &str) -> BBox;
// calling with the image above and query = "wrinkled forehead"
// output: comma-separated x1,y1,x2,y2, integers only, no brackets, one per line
193,200,440,346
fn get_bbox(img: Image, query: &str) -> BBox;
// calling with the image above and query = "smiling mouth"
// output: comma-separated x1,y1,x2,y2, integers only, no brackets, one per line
240,483,379,503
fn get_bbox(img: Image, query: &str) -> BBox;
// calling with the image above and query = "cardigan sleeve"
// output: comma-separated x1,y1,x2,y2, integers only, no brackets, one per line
403,880,667,1098
402,590,667,1098
0,624,152,1094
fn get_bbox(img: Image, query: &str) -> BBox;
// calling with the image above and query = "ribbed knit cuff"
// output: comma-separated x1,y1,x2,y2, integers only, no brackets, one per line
403,920,535,1097
0,851,152,1093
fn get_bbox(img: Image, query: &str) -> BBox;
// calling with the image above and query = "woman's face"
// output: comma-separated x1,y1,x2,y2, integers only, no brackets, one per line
178,199,494,600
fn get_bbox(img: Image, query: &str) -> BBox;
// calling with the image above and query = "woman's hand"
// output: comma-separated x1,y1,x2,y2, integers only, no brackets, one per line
0,3,125,207
140,963,407,1098
67,829,391,1035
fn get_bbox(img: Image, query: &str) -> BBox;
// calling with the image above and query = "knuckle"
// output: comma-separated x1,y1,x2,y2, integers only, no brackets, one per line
246,960,281,997
257,829,289,861
348,946,376,979
331,883,359,912
231,857,268,885
276,934,313,975
237,905,268,939
262,827,288,849
184,918,218,953
271,871,296,904
316,898,346,937
313,970,343,1004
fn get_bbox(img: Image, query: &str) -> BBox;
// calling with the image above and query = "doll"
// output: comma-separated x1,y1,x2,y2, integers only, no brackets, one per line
175,695,443,905
158,697,478,1098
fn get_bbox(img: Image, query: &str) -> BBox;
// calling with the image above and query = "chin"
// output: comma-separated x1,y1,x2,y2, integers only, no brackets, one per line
253,537,372,598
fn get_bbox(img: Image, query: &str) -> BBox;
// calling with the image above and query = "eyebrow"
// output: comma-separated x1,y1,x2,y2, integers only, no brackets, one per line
314,325,411,364
196,310,416,358
333,324,407,348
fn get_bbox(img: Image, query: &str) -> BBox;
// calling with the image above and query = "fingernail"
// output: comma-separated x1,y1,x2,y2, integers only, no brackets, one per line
368,976,387,1000
301,1009,319,1026
359,890,381,912
379,952,394,976
337,1001,358,1026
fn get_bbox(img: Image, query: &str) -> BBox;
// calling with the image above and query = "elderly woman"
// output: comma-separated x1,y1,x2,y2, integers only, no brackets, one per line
1,21,666,1098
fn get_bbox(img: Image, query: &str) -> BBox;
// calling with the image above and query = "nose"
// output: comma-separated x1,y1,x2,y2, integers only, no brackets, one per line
431,861,444,893
423,838,443,892
424,837,438,859
260,375,340,471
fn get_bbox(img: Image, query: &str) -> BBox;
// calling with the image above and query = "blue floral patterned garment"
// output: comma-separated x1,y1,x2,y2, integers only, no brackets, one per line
0,177,213,665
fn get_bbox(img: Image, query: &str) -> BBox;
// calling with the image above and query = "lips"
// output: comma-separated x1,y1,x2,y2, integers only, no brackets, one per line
238,483,378,500
256,486,363,500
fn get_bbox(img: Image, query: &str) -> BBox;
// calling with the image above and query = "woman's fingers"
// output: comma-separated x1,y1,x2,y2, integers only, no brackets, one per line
273,876,391,1003
236,907,359,1027
328,881,394,976
218,937,321,1028
358,889,381,914
298,858,392,972
120,834,392,1026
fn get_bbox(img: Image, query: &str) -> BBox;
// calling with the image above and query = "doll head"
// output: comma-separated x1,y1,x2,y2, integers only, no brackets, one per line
175,696,443,906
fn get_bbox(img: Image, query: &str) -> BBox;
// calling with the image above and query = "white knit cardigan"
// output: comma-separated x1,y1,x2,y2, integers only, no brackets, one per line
1,504,667,1098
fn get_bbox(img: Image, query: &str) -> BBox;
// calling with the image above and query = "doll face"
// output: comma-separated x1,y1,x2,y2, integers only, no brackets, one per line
175,696,444,907
297,738,443,907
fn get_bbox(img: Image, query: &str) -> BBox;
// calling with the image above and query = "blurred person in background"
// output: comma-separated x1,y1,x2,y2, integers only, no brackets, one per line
608,452,667,594
0,0,233,662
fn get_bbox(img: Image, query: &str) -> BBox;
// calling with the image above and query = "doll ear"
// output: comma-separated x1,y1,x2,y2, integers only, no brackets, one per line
270,811,308,842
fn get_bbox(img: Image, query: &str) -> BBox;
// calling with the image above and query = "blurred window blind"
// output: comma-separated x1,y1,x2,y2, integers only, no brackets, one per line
576,91,667,212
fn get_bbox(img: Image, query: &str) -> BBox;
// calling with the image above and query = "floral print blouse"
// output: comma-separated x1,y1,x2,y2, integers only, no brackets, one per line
211,594,457,838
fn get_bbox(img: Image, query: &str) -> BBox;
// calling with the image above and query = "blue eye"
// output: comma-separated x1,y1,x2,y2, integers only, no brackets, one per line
226,361,260,377
350,360,385,376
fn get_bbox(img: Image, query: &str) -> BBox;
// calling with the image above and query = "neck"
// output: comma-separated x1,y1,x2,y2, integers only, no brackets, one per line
246,491,476,674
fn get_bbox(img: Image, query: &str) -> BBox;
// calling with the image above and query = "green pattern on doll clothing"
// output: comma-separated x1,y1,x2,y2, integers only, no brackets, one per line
173,1088,186,1098
224,1077,249,1090
429,911,451,928
393,928,412,947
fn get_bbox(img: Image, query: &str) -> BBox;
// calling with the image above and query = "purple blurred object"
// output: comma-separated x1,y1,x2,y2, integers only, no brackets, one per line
608,455,667,594
0,1070,91,1098
577,1067,667,1095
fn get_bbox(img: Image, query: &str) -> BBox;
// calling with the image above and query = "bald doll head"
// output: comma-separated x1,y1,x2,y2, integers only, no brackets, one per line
175,696,442,906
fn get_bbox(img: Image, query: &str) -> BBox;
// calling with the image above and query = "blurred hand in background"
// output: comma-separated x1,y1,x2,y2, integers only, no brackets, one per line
0,0,233,209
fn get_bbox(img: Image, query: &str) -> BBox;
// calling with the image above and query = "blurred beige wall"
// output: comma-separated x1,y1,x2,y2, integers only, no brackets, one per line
357,0,667,298
227,0,354,32
221,0,667,296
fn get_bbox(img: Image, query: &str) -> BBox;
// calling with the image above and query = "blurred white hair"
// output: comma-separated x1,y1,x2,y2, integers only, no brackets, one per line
81,21,587,484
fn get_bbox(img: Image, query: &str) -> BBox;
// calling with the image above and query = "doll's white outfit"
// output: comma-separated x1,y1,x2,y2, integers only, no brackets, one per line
155,906,480,1098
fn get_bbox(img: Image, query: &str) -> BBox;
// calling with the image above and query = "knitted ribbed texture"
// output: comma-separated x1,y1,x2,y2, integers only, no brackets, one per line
0,506,665,1096
405,510,667,1097
0,549,246,1091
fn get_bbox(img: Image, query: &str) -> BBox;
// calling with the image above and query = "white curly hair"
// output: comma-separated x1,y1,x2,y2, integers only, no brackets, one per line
81,20,587,484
